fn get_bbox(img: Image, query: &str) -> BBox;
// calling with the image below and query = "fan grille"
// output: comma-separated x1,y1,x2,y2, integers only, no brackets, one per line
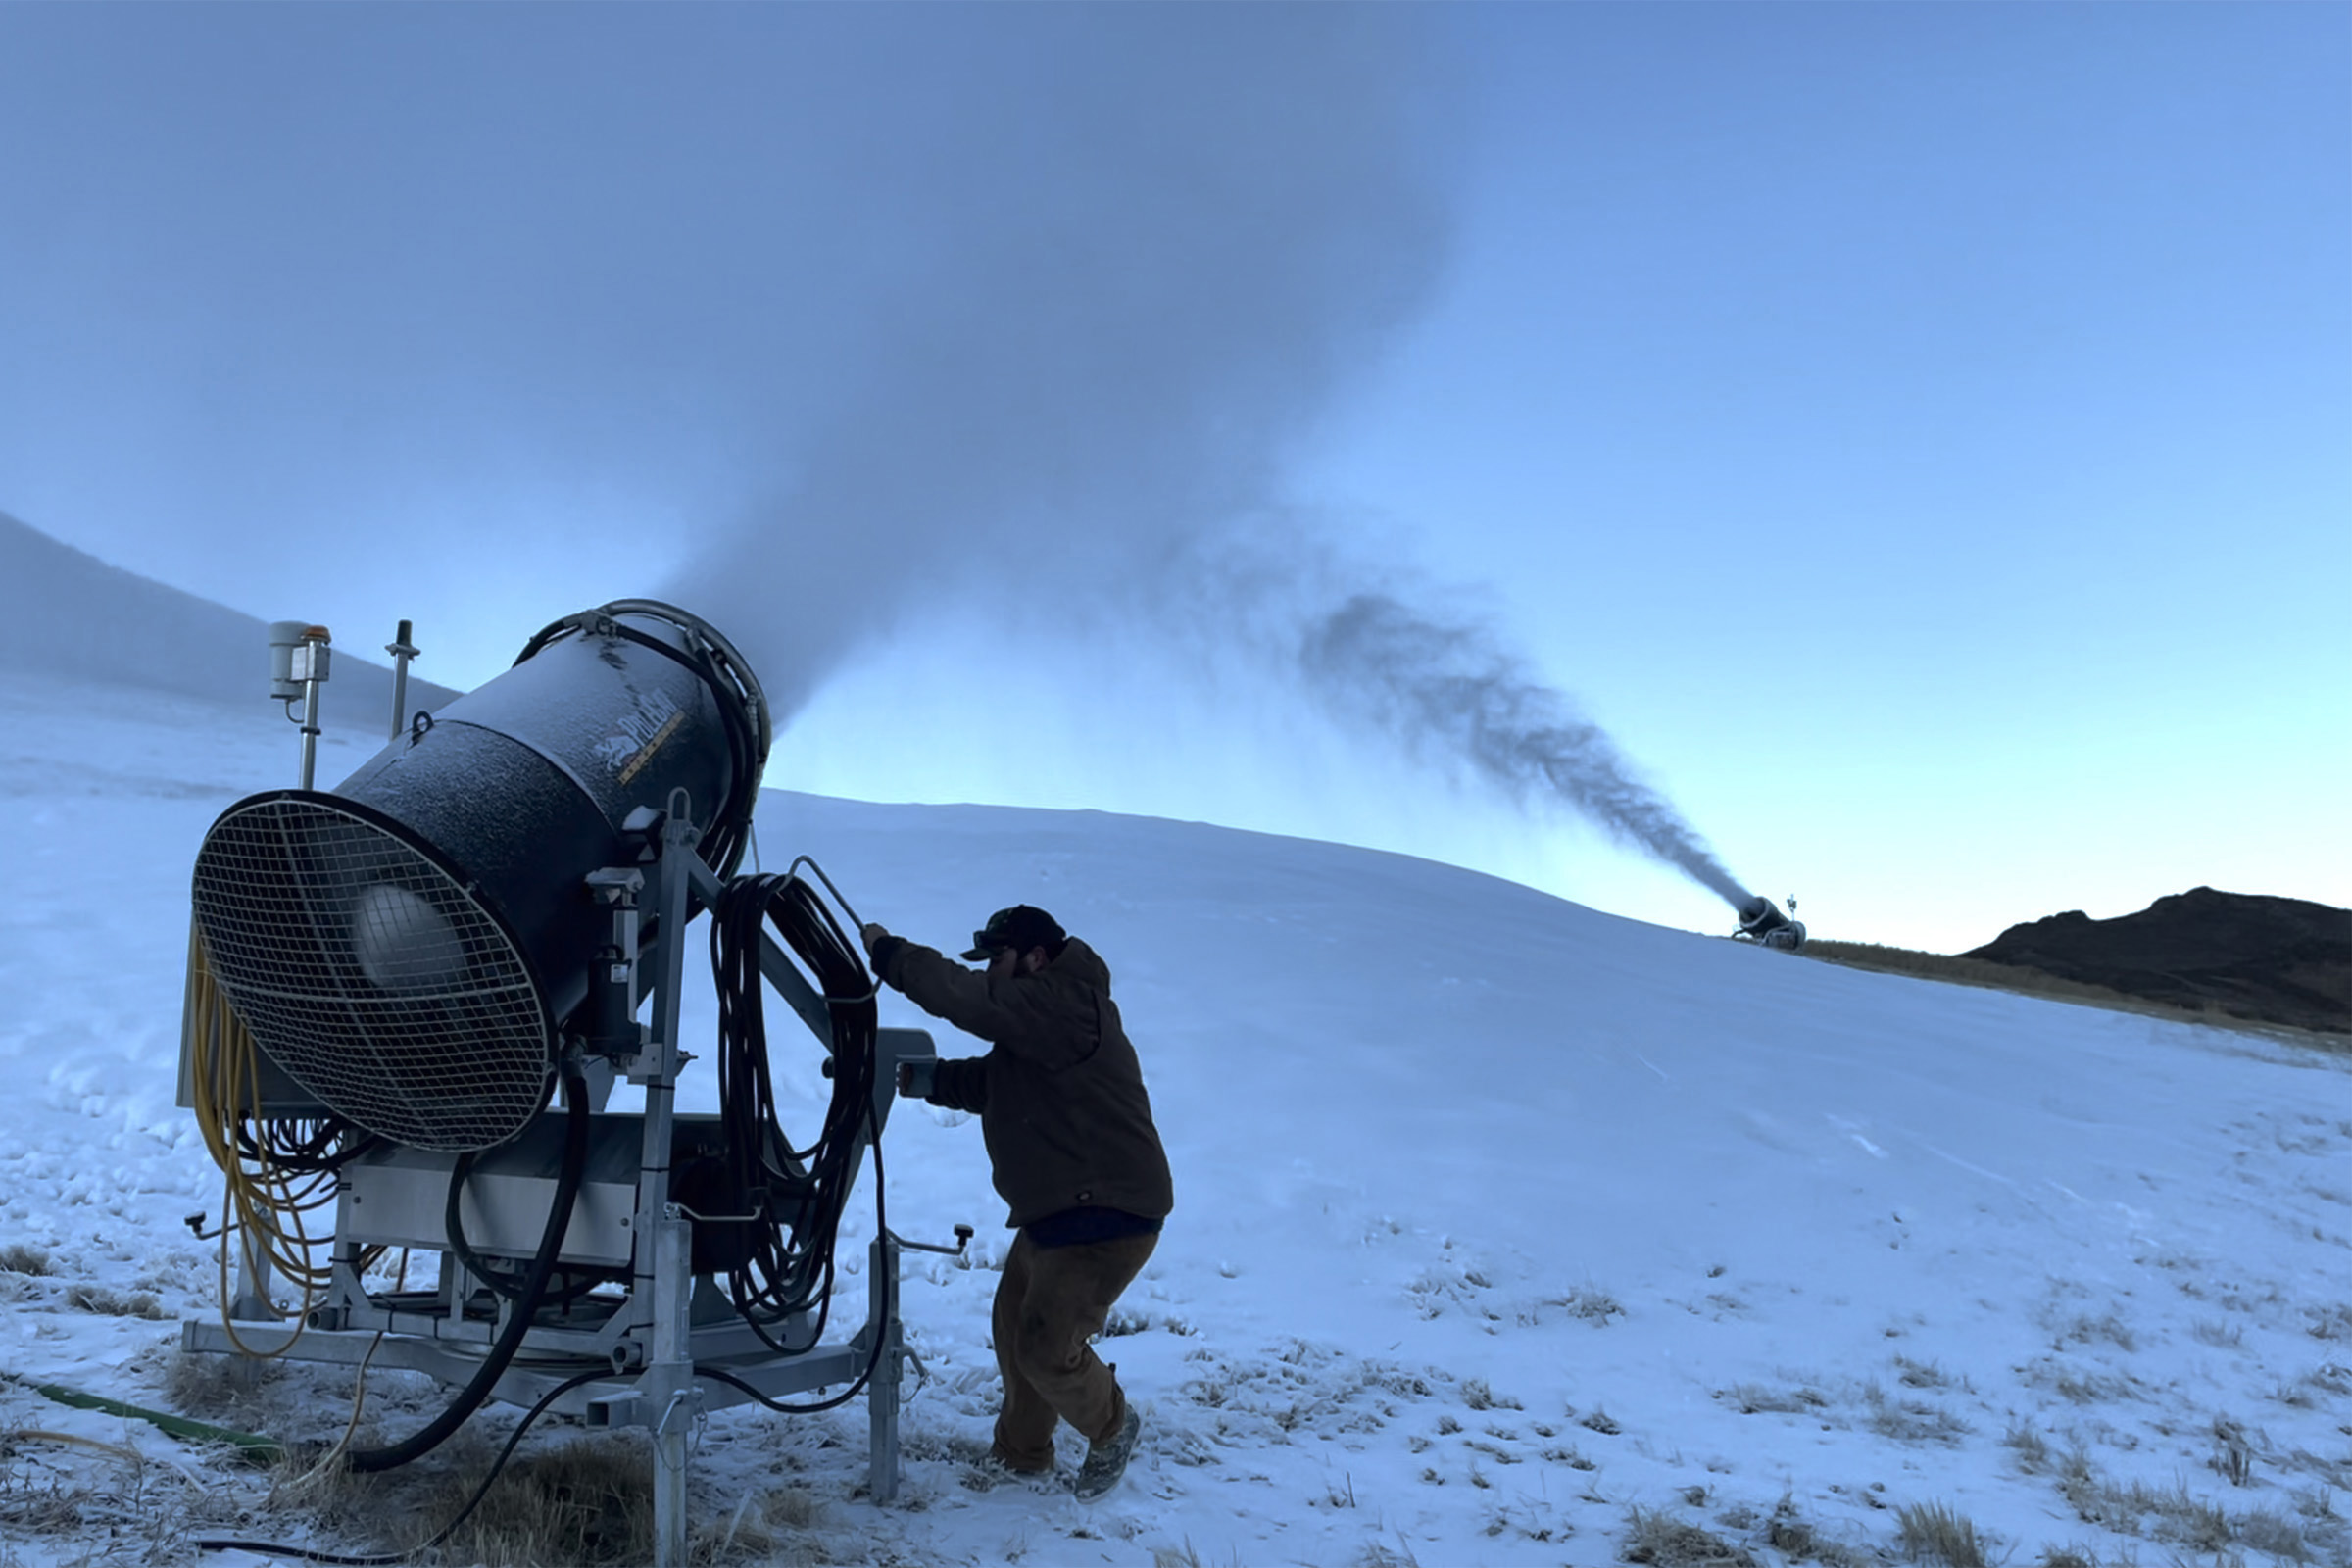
191,796,552,1152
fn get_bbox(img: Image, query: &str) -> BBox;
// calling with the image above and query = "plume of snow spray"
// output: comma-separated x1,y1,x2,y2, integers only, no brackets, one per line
0,8,1752,906
648,11,1751,906
1298,591,1752,907
669,7,1453,719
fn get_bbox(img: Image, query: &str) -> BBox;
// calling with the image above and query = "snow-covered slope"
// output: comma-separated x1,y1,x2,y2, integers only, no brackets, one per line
0,666,2345,1567
0,508,463,723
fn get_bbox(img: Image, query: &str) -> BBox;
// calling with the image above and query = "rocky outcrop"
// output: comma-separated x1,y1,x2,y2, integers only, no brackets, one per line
1965,887,2350,1036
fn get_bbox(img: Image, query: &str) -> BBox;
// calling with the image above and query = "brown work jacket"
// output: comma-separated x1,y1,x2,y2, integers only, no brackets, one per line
876,936,1175,1231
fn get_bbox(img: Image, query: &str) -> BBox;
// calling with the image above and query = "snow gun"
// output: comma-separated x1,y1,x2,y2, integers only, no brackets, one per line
1734,895,1806,951
177,601,959,1564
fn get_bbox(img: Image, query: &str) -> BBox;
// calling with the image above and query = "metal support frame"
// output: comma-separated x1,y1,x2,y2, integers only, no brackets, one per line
179,807,938,1563
650,1210,692,1564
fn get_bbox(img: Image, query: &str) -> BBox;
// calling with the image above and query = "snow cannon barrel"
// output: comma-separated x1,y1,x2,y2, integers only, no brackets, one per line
1735,896,1807,952
186,601,770,1152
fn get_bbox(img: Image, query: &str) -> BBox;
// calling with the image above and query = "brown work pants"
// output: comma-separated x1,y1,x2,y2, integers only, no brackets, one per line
990,1228,1158,1472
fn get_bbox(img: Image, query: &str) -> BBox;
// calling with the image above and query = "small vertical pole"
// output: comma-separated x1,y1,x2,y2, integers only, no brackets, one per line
294,627,329,790
298,681,321,789
651,1207,692,1568
385,620,418,741
868,1229,902,1503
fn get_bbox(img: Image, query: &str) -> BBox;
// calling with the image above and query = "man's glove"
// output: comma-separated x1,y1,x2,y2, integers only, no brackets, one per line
896,1059,938,1101
862,923,908,980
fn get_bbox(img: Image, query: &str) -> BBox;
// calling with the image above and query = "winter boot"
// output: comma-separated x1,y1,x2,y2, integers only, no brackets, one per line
961,1450,1055,1493
1073,1406,1142,1502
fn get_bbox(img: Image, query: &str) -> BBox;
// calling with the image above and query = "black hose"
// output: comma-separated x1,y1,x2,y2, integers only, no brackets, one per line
344,1069,592,1474
708,873,880,1355
441,1154,610,1308
693,1116,891,1417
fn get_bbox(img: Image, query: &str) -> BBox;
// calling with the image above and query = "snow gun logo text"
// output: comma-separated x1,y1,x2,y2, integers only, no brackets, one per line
596,689,685,785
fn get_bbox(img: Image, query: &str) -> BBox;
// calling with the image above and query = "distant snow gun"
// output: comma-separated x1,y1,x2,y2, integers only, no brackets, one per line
1734,895,1806,951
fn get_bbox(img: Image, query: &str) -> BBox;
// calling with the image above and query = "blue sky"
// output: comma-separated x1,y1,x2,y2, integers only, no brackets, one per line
1300,3,2351,946
0,4,2342,954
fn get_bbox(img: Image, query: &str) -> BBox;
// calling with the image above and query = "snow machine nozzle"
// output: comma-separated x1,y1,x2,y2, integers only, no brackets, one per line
1735,895,1806,952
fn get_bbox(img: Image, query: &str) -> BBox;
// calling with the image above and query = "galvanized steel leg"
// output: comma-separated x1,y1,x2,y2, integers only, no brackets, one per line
868,1231,901,1503
652,1210,693,1567
228,1225,276,1324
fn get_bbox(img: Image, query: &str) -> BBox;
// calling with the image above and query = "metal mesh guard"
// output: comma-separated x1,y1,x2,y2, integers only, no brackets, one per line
191,796,552,1152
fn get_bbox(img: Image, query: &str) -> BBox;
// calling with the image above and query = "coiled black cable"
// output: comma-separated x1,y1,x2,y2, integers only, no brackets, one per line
232,1115,379,1175
708,872,879,1356
695,1122,893,1418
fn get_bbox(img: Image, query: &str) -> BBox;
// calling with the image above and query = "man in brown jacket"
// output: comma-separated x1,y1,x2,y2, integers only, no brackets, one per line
860,904,1174,1502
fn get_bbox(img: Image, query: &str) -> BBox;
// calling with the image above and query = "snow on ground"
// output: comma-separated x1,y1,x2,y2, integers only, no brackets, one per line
0,666,2347,1567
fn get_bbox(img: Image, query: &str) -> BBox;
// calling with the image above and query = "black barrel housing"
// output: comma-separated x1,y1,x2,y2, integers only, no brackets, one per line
189,602,768,1152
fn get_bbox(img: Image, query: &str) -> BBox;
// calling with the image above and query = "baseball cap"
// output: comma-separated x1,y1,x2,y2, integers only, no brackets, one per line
962,905,1066,962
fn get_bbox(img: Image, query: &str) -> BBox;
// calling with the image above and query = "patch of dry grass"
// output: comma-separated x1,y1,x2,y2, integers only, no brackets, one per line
392,1434,654,1566
1623,1505,1755,1566
2034,1547,2098,1567
1895,1500,1990,1567
1797,941,2350,1051
327,1433,829,1568
0,1434,250,1561
1716,1382,1828,1416
1755,1494,1871,1568
63,1283,166,1320
2043,1442,2328,1562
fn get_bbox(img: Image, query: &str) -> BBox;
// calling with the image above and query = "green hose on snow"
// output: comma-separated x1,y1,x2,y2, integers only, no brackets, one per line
5,1372,282,1465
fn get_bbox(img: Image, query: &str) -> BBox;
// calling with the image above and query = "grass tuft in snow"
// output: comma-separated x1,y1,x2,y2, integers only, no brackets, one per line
1623,1505,1755,1566
1757,1494,1870,1568
2044,1443,2325,1561
0,1245,50,1276
2210,1415,2254,1486
2300,1360,2352,1396
1894,1500,1990,1566
1891,1354,1960,1390
1717,1381,1828,1416
163,1349,282,1424
389,1434,665,1567
0,1456,91,1534
1862,1382,1970,1445
0,1436,248,1560
1458,1377,1521,1412
2306,1303,2352,1342
2021,1359,2140,1404
2054,1312,2138,1353
1521,1285,1624,1327
2005,1419,2050,1471
63,1282,166,1319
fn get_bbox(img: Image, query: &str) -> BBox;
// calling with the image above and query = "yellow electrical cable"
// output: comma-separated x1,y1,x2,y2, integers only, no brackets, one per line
184,922,340,1356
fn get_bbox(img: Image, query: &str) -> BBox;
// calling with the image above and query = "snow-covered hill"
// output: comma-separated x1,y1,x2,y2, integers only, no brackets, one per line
0,508,463,725
0,655,2344,1568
